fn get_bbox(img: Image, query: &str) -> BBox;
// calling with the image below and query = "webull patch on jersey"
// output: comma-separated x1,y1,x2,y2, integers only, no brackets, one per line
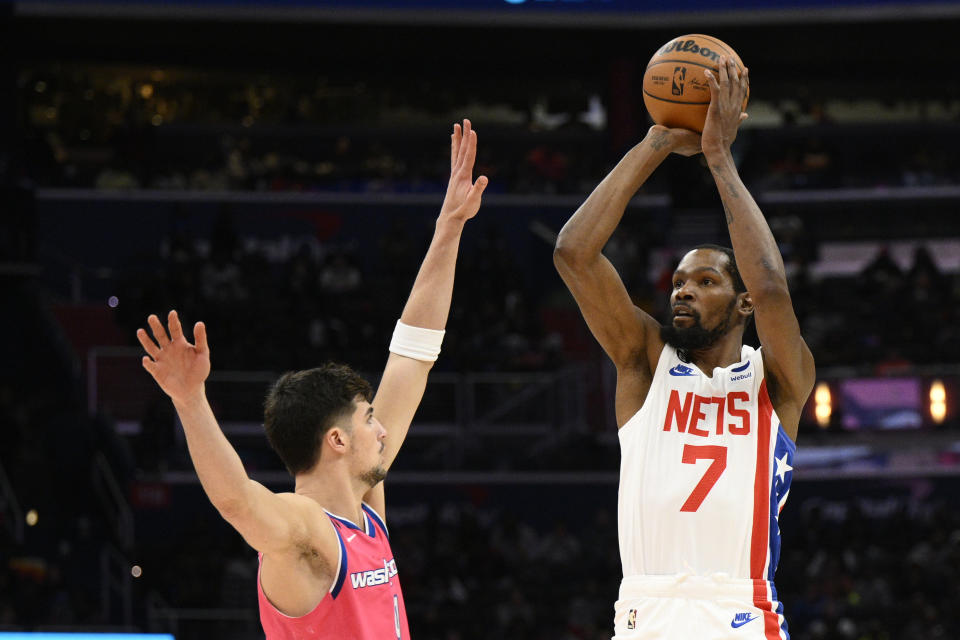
350,558,398,589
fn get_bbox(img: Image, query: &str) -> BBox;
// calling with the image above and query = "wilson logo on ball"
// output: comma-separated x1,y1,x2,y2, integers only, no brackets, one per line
672,67,686,96
643,33,748,133
659,39,723,63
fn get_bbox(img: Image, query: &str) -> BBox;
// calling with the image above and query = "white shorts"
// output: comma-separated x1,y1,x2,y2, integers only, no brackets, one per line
612,574,789,640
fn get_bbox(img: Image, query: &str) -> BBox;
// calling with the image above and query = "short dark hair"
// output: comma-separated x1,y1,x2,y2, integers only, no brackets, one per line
263,363,373,476
691,244,746,294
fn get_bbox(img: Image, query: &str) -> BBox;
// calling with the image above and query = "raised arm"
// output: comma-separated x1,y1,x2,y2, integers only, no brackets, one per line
137,312,337,560
553,126,700,425
701,58,815,440
364,119,487,514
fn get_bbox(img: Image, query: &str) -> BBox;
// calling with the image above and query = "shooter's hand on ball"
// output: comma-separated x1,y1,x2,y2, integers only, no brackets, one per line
137,310,211,406
439,118,489,224
648,124,702,157
701,56,750,158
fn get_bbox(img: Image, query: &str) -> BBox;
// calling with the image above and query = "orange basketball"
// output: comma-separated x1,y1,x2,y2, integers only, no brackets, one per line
642,34,749,133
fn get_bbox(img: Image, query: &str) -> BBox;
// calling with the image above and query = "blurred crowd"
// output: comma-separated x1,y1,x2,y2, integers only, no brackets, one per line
0,282,132,631
101,206,960,378
17,67,960,196
111,210,562,375
7,456,960,640
777,494,960,640
18,66,608,196
787,245,960,372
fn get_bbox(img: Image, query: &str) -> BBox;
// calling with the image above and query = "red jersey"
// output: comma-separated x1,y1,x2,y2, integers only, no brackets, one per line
258,503,410,640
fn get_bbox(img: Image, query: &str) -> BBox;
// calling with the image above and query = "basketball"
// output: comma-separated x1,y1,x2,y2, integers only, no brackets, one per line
642,34,749,133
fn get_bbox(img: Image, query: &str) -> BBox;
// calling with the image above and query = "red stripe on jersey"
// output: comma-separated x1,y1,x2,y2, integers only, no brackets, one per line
750,379,774,579
752,579,783,640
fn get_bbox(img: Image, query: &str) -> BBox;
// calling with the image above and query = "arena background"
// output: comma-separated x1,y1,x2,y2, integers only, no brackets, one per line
2,1,960,638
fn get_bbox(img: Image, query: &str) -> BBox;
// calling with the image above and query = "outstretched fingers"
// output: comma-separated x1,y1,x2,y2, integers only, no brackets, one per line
718,55,729,89
168,309,184,341
462,128,477,175
450,123,461,171
141,355,158,375
456,175,488,220
194,321,209,355
726,57,739,86
727,59,743,105
136,327,160,359
470,175,488,200
147,314,170,347
705,57,748,108
703,67,720,96
456,119,472,168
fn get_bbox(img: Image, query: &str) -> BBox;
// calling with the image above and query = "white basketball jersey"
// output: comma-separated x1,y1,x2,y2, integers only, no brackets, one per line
618,344,795,581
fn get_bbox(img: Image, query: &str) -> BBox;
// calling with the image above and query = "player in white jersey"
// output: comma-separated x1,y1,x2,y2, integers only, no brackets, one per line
554,58,815,639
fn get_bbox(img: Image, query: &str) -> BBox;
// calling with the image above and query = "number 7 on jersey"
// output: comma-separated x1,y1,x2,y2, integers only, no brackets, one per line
679,444,727,512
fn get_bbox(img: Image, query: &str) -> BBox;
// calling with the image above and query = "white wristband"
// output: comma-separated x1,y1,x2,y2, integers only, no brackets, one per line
389,320,445,362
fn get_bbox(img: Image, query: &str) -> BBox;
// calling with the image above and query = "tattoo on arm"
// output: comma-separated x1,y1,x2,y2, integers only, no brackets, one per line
760,256,778,274
709,164,740,199
722,200,734,226
650,130,670,151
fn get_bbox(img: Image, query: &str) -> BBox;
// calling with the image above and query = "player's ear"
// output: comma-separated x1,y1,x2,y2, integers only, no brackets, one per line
326,425,350,454
737,291,754,320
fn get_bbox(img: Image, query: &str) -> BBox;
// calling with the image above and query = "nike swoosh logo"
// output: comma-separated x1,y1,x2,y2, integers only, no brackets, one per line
346,534,356,542
730,615,759,628
668,365,698,377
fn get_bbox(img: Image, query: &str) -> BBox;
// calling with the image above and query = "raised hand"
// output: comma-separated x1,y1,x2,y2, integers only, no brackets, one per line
647,124,702,157
439,119,489,223
137,310,211,404
701,56,749,158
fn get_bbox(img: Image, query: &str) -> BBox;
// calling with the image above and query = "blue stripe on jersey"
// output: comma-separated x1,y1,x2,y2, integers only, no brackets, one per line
330,525,349,599
328,513,364,532
362,503,389,540
770,582,791,639
767,424,796,582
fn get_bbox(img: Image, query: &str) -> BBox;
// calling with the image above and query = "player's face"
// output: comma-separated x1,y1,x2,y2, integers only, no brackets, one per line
661,249,739,349
348,397,388,487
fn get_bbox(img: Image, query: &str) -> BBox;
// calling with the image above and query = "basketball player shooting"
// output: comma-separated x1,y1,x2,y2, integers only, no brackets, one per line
554,58,815,639
137,120,487,640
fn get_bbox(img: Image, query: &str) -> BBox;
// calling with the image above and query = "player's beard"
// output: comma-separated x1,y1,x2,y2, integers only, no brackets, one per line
359,464,387,488
659,299,736,354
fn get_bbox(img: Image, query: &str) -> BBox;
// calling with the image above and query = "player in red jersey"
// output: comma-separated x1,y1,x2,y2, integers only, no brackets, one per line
137,120,488,640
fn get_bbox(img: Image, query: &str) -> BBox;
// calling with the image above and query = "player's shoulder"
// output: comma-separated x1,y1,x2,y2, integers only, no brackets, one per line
626,308,666,373
609,306,660,369
634,305,663,339
276,493,342,558
275,490,317,506
645,340,677,376
275,491,330,523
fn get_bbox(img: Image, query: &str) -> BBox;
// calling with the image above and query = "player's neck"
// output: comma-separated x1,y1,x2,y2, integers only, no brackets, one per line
685,335,744,378
294,467,365,525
